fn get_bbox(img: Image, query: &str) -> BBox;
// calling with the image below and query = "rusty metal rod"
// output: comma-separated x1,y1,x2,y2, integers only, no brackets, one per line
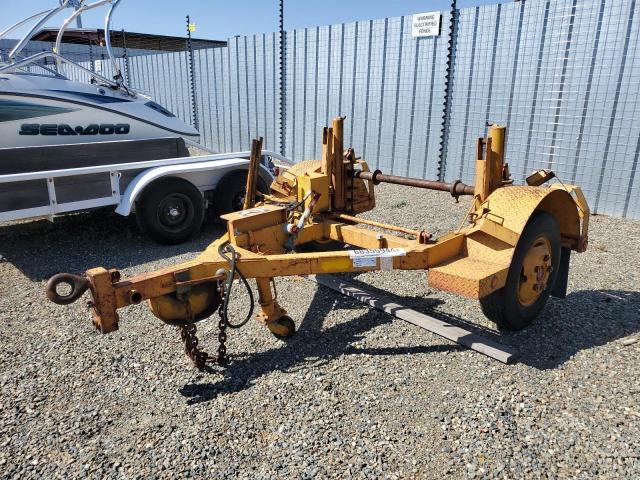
352,170,475,197
331,213,430,243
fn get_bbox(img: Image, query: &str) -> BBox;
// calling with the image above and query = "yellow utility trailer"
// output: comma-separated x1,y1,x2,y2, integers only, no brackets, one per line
47,118,589,368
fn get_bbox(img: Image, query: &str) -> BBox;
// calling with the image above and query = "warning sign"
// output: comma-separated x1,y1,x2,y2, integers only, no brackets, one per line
412,12,441,37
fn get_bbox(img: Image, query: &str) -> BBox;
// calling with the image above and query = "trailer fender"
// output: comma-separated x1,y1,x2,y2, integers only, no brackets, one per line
115,158,252,216
429,186,584,300
477,186,582,297
482,185,582,245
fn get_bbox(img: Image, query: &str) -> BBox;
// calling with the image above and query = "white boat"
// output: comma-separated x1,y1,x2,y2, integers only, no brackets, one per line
0,1,290,245
0,0,200,152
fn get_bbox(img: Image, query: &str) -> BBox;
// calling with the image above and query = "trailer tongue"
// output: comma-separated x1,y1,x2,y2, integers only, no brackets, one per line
46,118,589,369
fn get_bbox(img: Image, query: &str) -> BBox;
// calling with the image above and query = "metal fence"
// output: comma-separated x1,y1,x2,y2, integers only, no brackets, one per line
444,0,640,219
2,0,639,219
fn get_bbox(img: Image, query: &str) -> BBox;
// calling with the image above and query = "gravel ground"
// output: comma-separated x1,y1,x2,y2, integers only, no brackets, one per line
1,184,639,479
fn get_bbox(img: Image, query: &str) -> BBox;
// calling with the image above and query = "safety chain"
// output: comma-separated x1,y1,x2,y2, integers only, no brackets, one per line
177,280,229,369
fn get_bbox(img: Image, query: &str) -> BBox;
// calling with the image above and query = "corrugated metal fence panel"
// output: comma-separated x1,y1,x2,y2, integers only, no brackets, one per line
3,0,640,219
592,0,640,217
443,0,640,219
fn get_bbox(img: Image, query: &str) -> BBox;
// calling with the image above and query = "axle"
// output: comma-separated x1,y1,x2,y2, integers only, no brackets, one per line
44,118,590,370
351,170,475,197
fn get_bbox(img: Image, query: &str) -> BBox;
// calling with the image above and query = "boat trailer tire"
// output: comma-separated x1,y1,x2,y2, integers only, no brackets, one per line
214,170,269,216
135,178,205,245
480,212,561,331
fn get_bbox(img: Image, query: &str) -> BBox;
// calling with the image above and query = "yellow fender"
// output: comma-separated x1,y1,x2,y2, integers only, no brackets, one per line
429,185,586,300
480,185,583,246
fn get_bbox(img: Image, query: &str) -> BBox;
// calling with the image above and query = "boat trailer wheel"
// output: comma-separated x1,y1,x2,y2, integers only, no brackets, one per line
157,193,193,232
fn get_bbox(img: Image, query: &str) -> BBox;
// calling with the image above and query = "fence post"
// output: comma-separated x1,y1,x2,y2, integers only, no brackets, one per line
186,15,199,131
438,0,458,182
121,29,131,85
89,42,95,73
279,0,286,156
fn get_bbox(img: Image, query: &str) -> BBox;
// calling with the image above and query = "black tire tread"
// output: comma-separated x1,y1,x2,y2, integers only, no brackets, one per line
214,170,269,217
480,212,561,330
136,177,204,245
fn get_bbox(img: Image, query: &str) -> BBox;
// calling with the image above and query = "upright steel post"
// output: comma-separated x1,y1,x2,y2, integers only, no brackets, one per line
186,15,199,131
438,0,458,181
279,0,286,156
89,41,95,73
121,28,131,86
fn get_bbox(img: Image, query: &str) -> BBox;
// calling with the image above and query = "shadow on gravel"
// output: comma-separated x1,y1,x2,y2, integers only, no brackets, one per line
0,208,224,281
179,289,462,405
179,281,639,404
517,289,640,370
304,277,640,372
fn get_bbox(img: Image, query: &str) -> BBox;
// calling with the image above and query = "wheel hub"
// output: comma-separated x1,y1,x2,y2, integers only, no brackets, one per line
157,193,193,232
517,236,552,307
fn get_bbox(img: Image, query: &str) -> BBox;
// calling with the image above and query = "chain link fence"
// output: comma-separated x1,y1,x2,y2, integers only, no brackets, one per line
2,0,639,219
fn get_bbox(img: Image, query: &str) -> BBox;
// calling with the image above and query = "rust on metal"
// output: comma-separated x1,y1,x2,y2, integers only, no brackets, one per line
46,273,90,305
45,118,590,367
243,136,264,210
351,170,474,197
331,212,431,243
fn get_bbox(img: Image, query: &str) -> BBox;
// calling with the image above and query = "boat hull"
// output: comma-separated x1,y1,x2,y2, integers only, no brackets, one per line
0,74,200,149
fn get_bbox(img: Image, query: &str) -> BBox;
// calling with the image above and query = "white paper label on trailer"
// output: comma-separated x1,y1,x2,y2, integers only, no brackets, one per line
352,256,378,268
380,256,394,271
349,248,406,269
94,59,103,73
412,12,441,37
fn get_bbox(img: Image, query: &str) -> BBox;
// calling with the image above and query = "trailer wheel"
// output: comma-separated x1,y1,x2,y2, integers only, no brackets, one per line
136,178,204,245
269,315,296,339
214,170,269,216
480,212,561,330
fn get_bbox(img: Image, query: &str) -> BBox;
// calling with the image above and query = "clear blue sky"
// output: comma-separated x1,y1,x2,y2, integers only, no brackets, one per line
4,0,504,41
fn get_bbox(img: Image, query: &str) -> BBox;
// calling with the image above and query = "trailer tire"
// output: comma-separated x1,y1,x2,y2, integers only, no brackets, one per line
214,170,269,217
480,212,561,330
136,178,204,245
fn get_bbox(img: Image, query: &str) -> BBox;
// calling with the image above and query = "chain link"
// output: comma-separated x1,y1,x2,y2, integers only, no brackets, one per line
177,281,228,369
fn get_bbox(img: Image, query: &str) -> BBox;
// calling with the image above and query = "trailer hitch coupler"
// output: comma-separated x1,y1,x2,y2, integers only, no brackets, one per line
46,273,90,305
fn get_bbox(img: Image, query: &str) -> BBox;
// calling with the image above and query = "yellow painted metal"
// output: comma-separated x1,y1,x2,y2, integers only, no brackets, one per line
476,186,582,248
222,204,288,254
332,117,346,211
59,119,590,337
148,282,218,324
517,235,552,306
255,277,287,325
429,181,584,299
549,182,590,251
487,125,506,193
298,171,330,213
87,267,119,333
429,231,513,299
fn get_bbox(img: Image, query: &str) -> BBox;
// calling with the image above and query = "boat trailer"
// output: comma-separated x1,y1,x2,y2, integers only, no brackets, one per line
47,118,589,368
